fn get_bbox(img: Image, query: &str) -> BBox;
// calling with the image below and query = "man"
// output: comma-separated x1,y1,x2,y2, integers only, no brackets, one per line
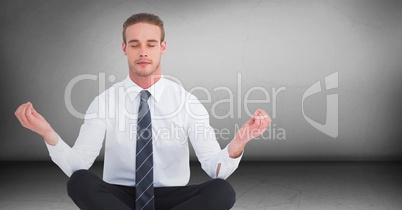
15,13,271,210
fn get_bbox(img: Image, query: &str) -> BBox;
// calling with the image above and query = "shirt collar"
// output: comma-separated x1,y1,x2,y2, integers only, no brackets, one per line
123,75,166,102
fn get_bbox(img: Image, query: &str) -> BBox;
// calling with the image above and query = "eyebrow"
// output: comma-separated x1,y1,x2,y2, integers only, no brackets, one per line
128,39,159,43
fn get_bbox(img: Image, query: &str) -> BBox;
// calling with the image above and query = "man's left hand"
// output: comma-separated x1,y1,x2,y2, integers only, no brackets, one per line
228,109,271,158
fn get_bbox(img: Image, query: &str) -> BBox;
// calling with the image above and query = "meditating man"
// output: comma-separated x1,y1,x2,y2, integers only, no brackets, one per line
15,13,271,210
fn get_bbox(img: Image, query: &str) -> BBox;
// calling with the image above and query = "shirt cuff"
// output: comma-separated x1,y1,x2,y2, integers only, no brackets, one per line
222,145,243,162
45,135,70,159
215,145,243,179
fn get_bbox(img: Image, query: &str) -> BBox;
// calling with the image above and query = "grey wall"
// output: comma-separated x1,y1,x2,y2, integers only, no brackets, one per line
1,0,401,161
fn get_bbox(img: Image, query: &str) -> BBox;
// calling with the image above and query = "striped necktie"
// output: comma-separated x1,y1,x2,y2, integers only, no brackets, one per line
135,90,154,210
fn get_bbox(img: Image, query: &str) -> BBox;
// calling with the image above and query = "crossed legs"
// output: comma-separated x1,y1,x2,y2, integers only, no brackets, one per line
67,170,236,210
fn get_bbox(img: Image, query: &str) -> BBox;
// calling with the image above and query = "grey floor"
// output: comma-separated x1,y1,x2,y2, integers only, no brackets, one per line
1,162,401,210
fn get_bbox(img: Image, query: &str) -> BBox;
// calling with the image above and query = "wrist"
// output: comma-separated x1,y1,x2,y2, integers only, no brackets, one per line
42,130,58,146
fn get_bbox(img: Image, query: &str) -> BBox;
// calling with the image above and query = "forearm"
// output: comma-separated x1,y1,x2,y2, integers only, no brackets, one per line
45,125,104,177
227,138,246,159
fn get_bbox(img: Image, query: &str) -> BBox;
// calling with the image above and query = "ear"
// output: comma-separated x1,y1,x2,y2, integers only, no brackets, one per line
160,40,166,55
122,41,127,55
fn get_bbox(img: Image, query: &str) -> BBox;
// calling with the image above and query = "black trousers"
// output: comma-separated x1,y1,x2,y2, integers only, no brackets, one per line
67,170,236,210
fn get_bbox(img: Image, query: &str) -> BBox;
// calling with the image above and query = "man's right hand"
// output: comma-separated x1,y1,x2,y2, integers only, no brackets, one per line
15,102,58,146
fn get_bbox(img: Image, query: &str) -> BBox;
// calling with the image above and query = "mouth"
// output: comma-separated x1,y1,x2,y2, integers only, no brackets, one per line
136,60,151,66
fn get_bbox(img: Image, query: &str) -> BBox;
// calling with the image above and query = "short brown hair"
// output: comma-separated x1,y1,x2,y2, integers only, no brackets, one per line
122,13,165,43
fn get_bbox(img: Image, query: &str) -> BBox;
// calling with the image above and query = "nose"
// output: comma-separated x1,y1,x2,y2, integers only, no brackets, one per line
139,47,148,57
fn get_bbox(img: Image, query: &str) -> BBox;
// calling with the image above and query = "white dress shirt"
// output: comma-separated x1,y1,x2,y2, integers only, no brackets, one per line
46,75,242,187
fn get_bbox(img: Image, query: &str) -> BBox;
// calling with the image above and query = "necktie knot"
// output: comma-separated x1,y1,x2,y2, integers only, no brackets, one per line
140,90,151,101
